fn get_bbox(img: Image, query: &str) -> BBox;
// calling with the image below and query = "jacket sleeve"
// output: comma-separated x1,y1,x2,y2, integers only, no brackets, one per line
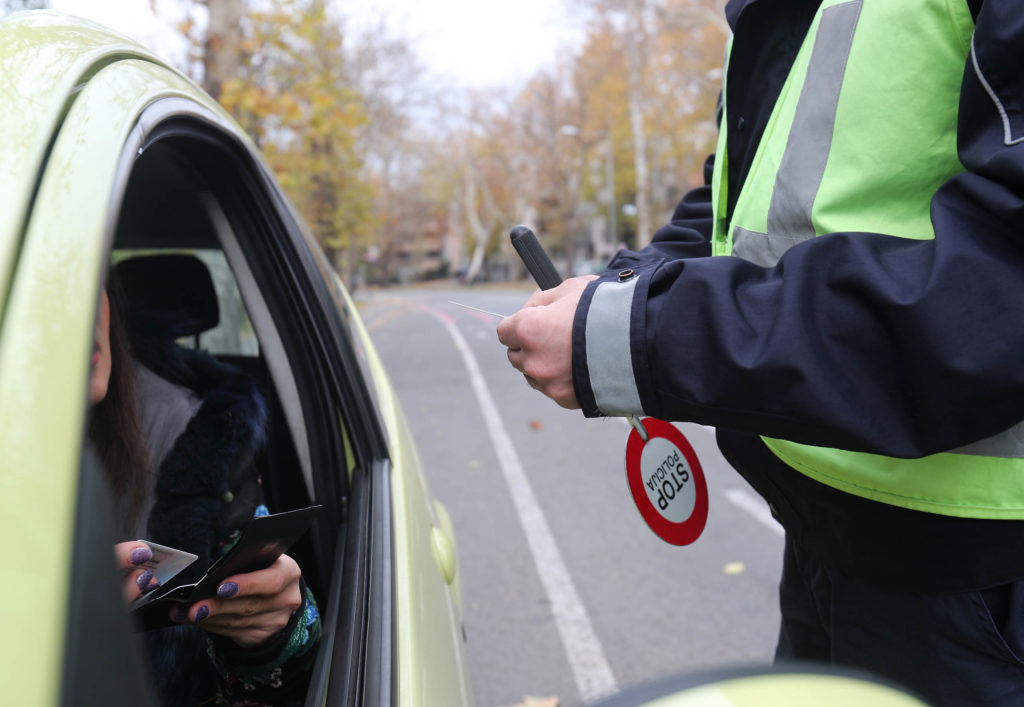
573,3,1024,459
209,580,322,705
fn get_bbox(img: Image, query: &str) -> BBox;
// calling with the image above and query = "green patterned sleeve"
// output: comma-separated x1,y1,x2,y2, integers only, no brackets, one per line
208,580,322,706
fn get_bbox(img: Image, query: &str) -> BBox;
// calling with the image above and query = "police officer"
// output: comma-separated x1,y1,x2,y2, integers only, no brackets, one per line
498,2,1024,705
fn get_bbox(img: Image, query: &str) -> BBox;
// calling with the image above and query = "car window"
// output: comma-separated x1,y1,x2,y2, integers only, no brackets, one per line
68,94,395,705
27,44,390,704
112,248,259,357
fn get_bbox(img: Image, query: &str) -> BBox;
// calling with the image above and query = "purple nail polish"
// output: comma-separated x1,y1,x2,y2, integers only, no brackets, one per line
129,546,153,565
217,582,238,598
195,605,210,622
136,570,154,591
144,577,161,594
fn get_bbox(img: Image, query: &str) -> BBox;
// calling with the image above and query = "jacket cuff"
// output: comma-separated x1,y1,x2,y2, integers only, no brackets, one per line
210,578,320,673
572,266,653,418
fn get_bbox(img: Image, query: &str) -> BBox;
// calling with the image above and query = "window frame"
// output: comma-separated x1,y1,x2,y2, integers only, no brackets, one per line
62,94,395,706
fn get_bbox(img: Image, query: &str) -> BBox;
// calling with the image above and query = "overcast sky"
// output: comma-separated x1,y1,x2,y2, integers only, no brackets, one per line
47,0,581,89
347,0,580,87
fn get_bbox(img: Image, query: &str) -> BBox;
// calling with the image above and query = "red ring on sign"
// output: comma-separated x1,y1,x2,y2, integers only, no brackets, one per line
625,418,708,546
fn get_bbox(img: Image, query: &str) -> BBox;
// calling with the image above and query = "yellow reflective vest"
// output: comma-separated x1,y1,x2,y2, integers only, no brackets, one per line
711,0,1024,519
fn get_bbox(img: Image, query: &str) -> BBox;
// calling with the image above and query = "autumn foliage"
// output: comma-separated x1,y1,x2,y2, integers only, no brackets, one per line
173,0,727,284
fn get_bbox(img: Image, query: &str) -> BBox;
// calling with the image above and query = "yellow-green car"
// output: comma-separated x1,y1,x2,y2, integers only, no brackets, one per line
0,10,470,706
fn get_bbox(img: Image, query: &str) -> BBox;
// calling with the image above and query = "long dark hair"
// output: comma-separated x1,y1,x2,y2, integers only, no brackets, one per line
88,274,149,530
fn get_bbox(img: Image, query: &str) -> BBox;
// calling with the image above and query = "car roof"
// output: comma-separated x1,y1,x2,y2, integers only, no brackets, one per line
0,15,242,703
0,10,214,310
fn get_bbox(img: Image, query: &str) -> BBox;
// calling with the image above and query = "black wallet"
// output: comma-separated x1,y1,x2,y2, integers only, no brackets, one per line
129,505,323,631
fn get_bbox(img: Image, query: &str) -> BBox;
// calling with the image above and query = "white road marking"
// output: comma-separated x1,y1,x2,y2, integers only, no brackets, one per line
433,311,619,703
724,488,784,537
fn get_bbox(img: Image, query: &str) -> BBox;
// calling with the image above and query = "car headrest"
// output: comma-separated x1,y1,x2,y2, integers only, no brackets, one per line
114,254,219,337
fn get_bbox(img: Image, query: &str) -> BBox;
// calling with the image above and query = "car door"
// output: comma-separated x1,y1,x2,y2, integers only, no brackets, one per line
116,99,472,706
0,12,469,706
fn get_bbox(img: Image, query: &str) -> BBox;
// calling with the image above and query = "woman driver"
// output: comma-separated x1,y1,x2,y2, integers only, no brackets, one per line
89,283,320,706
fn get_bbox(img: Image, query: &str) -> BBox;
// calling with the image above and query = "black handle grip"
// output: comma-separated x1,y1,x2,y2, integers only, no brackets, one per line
510,225,562,290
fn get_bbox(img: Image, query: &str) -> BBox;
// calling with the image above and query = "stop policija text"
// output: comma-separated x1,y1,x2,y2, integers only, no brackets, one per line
645,449,690,511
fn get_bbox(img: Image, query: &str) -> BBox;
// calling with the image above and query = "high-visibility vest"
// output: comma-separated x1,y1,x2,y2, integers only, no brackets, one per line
711,0,1024,519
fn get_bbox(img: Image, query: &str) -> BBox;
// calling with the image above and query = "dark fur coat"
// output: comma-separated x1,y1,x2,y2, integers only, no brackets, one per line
138,344,268,705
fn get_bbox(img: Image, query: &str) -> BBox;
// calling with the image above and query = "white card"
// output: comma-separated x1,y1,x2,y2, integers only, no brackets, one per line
135,540,198,587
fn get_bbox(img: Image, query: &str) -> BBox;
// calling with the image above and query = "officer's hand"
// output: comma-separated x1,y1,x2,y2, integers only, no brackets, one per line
497,275,596,408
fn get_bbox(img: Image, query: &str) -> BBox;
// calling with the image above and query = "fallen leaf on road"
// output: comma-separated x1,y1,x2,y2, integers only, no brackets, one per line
528,419,544,430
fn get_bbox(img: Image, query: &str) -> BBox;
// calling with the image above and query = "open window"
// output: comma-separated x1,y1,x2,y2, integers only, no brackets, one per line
67,100,394,705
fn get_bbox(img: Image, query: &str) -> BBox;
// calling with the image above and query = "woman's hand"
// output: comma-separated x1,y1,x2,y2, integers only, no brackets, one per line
170,554,303,648
114,541,160,602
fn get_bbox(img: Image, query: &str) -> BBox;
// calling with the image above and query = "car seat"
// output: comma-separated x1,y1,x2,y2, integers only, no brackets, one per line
114,253,219,349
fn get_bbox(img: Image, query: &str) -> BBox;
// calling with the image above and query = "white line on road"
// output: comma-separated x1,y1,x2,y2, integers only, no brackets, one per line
724,488,784,537
430,309,619,704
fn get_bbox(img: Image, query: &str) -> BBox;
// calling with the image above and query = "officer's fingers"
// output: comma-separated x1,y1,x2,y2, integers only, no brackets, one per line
523,275,597,308
496,313,522,349
506,346,526,373
544,379,581,410
521,368,578,408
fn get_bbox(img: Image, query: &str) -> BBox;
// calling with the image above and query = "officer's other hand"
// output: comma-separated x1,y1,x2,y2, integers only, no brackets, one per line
497,275,596,408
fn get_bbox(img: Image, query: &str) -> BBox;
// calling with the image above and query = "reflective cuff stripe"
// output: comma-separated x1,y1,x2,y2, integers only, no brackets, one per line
585,278,644,416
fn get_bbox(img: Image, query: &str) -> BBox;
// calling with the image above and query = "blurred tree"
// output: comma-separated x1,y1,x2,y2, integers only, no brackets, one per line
646,0,728,200
153,0,725,286
202,0,242,101
567,0,725,250
571,23,631,253
345,15,436,284
173,0,373,279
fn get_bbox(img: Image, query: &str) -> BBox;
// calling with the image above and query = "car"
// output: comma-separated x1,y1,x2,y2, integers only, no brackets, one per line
0,10,471,706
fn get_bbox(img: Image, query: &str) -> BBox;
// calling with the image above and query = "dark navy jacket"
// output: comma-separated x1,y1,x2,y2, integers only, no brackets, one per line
571,0,1024,590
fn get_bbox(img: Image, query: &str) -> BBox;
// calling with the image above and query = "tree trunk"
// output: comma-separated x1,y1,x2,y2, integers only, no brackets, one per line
203,0,243,100
625,0,652,249
463,165,490,284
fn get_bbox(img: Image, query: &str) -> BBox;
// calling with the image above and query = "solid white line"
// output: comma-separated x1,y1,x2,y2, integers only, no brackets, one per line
724,488,784,537
435,314,619,703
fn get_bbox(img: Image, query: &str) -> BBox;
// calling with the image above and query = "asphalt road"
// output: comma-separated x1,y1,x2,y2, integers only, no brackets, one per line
357,285,784,707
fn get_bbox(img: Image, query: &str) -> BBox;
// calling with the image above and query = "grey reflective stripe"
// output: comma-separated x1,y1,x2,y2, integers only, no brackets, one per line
971,35,1024,147
733,0,863,267
951,420,1024,459
733,225,798,267
585,278,644,416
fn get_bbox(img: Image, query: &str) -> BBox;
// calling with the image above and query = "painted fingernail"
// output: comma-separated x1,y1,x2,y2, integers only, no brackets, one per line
172,605,190,622
136,570,154,591
144,577,161,594
194,605,210,622
217,582,238,598
129,546,153,565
